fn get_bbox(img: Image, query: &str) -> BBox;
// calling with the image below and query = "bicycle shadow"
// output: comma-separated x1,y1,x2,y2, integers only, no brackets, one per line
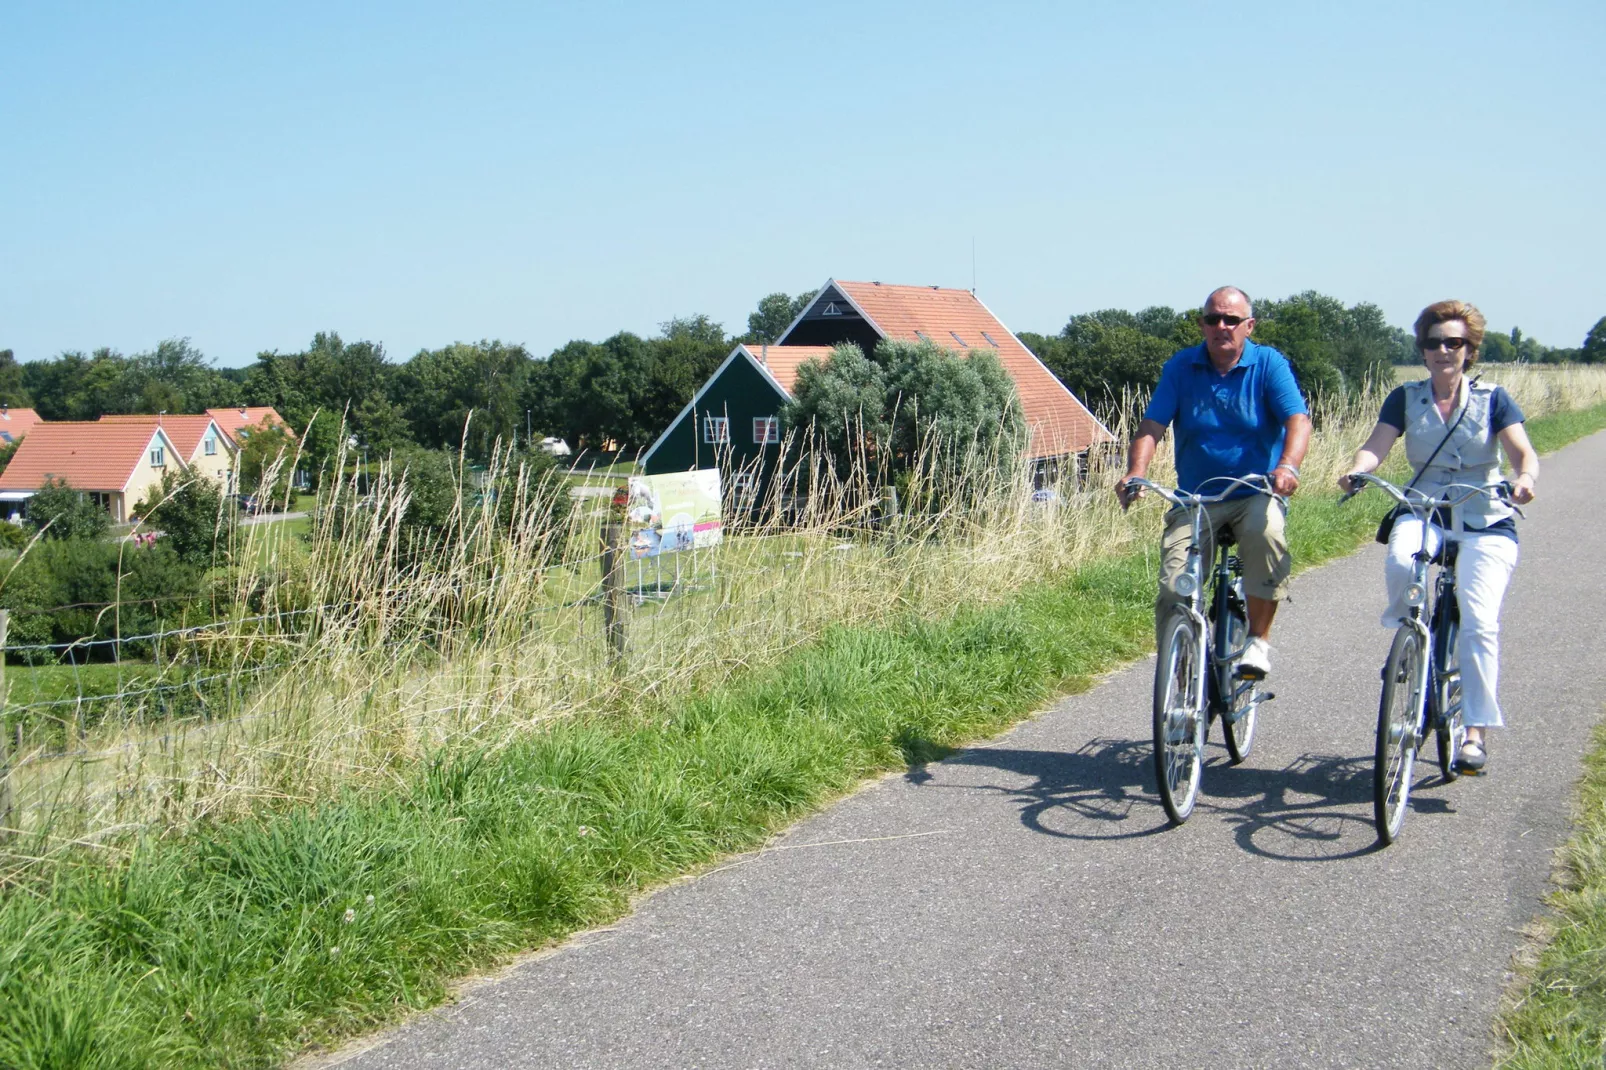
912,737,1460,862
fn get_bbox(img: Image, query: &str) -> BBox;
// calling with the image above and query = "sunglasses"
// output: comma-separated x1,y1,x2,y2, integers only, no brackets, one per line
1201,314,1246,327
1421,337,1469,352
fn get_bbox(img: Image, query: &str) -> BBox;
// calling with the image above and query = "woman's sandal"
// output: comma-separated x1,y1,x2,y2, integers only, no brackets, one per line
1457,740,1488,775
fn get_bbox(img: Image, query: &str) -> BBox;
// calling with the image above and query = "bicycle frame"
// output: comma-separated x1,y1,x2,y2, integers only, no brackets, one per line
1127,474,1279,720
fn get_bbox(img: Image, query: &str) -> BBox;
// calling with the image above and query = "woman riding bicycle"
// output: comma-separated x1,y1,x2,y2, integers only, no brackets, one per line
1339,300,1538,774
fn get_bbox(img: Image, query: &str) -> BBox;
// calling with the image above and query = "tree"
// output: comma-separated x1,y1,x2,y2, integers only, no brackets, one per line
134,469,237,567
396,340,533,459
880,339,1025,472
744,291,815,343
236,421,301,499
0,350,31,407
1582,317,1606,365
28,479,111,541
526,334,652,451
782,343,888,474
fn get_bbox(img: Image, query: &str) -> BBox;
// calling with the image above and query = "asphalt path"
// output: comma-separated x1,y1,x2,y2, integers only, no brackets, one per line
327,431,1606,1070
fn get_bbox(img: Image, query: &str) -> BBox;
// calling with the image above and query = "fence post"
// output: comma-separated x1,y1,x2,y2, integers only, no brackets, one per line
0,609,12,841
600,508,628,666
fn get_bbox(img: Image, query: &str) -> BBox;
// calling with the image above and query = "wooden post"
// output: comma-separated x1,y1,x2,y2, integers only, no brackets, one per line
601,483,631,668
0,609,12,841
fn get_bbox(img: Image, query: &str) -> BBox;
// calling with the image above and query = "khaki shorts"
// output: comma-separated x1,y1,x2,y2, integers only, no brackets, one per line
1156,494,1290,632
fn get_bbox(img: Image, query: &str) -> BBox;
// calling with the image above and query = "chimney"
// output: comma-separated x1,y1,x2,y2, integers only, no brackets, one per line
761,343,768,365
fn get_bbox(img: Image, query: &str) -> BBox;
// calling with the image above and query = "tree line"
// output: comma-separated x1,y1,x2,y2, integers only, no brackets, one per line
1,295,1599,464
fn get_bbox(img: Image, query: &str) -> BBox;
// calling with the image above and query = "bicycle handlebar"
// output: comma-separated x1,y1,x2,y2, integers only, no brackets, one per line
1122,473,1278,511
1340,473,1524,519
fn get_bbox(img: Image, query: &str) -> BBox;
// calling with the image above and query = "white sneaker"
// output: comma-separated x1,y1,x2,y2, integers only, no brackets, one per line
1235,637,1272,680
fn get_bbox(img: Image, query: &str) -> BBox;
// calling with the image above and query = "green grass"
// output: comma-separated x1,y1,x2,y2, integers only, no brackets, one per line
1523,401,1606,455
1498,717,1606,1067
0,408,1597,1069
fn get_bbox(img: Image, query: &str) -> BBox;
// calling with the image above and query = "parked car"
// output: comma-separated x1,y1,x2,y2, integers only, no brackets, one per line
538,436,572,458
235,493,264,515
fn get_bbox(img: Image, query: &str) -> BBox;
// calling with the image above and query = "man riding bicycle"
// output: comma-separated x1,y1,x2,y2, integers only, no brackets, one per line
1116,286,1313,679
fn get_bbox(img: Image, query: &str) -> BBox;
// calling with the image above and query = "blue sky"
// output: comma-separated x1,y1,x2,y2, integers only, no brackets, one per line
3,0,1602,367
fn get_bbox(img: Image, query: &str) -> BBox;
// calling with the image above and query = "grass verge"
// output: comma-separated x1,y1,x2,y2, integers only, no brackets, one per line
1497,718,1606,1068
0,409,1598,1070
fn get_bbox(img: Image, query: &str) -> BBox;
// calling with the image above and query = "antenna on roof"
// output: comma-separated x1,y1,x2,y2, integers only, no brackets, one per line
971,237,976,294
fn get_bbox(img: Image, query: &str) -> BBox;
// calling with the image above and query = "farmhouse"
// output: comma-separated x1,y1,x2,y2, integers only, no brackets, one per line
0,421,186,523
639,280,1114,497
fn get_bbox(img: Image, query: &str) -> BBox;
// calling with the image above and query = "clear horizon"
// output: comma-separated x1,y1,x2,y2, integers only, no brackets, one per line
4,1,1602,368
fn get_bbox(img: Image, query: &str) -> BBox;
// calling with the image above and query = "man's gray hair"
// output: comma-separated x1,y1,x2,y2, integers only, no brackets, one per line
1205,286,1253,317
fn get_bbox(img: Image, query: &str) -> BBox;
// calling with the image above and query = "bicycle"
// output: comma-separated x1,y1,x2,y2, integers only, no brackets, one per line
1340,474,1521,844
1124,474,1280,825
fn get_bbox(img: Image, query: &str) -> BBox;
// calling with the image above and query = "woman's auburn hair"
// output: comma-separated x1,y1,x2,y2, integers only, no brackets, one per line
1414,299,1487,366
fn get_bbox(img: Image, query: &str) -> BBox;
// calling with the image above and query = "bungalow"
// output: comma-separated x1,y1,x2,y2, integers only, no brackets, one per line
0,421,185,523
640,280,1115,497
0,407,42,444
205,406,287,447
99,414,237,492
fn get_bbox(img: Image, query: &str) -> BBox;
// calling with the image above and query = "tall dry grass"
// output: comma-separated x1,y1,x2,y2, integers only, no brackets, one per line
5,364,1604,861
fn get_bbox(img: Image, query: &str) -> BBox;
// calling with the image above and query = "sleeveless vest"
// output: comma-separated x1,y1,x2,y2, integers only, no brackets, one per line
1400,377,1512,530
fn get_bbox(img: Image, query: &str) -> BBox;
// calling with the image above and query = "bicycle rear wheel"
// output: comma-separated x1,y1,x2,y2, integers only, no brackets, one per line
1434,605,1466,781
1154,610,1206,825
1375,625,1426,844
1219,587,1257,763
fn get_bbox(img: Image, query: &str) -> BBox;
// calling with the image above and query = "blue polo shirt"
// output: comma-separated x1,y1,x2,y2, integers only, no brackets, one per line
1142,340,1309,495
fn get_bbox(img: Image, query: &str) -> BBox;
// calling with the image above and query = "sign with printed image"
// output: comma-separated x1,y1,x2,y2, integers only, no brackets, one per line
624,470,722,559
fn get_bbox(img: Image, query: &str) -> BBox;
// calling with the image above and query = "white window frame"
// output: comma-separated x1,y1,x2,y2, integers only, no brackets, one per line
150,446,165,467
702,415,729,444
204,436,217,456
752,416,780,445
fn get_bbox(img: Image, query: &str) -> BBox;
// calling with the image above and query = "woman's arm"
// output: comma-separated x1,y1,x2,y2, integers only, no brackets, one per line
1337,422,1402,492
1498,422,1539,504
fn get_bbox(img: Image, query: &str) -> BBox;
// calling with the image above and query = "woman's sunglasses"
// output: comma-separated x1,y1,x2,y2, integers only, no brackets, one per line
1421,337,1469,352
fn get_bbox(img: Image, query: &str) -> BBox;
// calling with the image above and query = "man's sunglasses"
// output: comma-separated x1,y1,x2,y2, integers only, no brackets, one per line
1201,314,1246,327
1421,337,1469,352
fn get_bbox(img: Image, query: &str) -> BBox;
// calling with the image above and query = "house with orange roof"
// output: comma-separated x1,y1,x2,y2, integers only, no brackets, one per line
0,421,185,523
99,414,236,491
0,406,43,444
639,280,1114,496
205,406,288,447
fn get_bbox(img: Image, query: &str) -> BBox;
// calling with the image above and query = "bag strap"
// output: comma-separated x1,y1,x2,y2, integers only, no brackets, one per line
1405,375,1478,492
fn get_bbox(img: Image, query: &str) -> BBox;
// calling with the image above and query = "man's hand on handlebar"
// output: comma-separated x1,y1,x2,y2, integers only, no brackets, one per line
1115,475,1145,511
1269,466,1300,497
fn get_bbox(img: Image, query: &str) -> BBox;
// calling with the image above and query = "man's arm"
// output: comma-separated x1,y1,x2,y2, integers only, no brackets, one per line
1270,413,1311,496
1115,418,1168,509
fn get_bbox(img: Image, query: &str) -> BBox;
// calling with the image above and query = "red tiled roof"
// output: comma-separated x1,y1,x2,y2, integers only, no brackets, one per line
739,345,838,394
206,407,286,444
0,421,175,494
810,281,1114,458
98,414,226,460
0,407,42,443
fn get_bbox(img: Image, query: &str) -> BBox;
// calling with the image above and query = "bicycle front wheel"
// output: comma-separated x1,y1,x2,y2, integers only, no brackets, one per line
1375,625,1426,844
1434,606,1466,781
1154,610,1206,825
1220,590,1257,763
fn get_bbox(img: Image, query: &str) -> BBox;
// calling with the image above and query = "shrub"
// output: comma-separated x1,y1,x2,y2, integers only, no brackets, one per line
27,479,111,541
